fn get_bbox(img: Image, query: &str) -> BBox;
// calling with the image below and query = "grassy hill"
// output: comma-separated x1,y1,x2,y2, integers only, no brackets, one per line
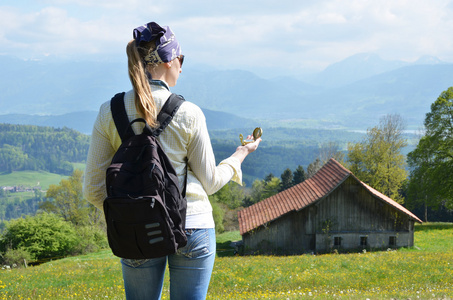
0,163,85,190
0,170,67,191
1,223,452,299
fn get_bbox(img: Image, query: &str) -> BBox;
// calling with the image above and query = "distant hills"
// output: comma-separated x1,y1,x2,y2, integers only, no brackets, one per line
1,53,452,132
0,109,254,135
0,111,98,135
308,53,445,88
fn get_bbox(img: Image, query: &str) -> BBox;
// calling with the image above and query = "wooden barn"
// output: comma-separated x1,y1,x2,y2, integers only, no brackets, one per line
238,159,422,254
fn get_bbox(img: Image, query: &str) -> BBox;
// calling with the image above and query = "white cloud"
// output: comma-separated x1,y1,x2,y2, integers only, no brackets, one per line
0,5,132,58
1,0,453,74
316,13,348,24
38,0,143,10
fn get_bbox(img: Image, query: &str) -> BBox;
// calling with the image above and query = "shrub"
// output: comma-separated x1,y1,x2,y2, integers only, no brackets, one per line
2,247,34,267
210,197,225,234
0,212,78,261
72,225,108,255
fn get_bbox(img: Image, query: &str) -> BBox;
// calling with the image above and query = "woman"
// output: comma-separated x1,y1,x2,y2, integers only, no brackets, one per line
83,22,261,300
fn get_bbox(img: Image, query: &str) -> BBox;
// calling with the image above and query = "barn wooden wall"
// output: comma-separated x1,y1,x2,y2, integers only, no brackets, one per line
243,177,415,254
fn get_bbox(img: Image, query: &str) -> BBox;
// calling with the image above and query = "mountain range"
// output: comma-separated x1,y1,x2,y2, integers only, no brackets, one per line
0,53,452,133
0,109,254,135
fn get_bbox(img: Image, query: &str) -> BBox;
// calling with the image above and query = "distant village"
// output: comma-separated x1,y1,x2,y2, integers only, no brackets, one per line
1,185,42,193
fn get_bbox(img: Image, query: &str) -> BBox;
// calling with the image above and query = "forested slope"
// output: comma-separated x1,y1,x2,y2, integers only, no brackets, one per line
0,124,90,175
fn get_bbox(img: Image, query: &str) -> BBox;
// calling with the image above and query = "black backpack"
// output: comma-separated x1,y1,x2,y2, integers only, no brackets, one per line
103,92,187,259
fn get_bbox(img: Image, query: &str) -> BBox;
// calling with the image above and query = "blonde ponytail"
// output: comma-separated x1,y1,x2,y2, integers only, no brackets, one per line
126,40,158,128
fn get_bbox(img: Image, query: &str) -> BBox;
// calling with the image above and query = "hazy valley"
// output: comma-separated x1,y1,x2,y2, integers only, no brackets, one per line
1,53,452,134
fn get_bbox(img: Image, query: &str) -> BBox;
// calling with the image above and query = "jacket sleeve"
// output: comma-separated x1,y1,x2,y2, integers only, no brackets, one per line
186,106,242,195
83,104,116,211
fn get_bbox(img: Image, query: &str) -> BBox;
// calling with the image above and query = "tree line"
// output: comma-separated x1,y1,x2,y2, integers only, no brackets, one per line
0,124,89,175
210,127,361,186
0,189,45,221
0,123,352,184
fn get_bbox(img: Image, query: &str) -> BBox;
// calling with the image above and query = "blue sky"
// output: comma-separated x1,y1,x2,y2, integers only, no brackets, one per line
1,0,453,77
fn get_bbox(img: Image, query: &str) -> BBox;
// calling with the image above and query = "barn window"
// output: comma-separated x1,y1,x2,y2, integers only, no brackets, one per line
389,236,397,246
360,236,368,246
334,236,342,246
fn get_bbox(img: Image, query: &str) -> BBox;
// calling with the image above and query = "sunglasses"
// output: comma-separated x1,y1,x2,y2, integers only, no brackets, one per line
177,55,184,67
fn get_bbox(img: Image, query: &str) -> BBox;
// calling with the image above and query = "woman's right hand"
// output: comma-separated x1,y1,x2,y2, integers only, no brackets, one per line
232,136,262,163
242,136,261,153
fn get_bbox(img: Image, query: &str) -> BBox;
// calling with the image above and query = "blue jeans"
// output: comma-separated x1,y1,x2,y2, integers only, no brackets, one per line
121,228,216,300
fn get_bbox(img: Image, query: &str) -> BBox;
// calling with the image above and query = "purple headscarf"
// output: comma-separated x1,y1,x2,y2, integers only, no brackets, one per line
133,22,182,66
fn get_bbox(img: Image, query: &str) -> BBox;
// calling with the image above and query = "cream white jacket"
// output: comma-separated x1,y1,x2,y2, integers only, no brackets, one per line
83,81,242,223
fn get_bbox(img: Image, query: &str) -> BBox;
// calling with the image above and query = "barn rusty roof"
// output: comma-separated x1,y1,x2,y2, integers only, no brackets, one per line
238,158,422,235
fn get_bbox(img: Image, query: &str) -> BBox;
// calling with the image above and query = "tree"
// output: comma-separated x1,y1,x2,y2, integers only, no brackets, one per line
307,158,322,178
208,182,245,232
306,142,346,180
246,176,281,206
212,182,245,209
0,145,28,173
42,169,96,226
209,197,225,234
347,114,408,203
407,87,453,212
262,177,281,199
248,179,265,206
319,141,345,165
264,173,275,183
280,168,294,191
406,135,435,221
292,165,306,185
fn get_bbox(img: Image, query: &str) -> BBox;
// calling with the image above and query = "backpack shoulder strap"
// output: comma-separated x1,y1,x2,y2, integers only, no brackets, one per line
154,93,185,137
110,92,185,140
156,93,187,196
110,92,135,142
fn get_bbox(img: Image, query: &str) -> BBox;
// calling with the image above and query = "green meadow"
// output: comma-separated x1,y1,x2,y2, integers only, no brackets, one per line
1,223,452,299
0,171,66,191
0,164,85,191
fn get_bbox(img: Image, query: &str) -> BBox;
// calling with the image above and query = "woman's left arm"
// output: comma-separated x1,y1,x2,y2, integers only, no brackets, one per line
83,110,116,211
